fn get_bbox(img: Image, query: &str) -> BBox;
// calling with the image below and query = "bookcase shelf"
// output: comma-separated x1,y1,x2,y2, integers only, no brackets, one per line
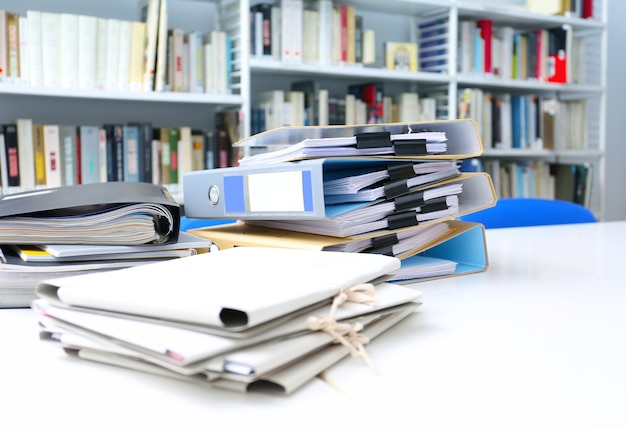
0,83,243,105
0,0,607,219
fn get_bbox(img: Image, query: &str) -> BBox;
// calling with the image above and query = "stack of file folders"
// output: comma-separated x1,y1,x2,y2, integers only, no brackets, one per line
183,119,497,283
33,247,423,395
0,182,214,308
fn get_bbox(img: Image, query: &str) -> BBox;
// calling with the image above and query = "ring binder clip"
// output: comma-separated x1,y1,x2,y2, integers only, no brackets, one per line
393,139,428,156
371,233,399,248
355,132,392,149
387,162,417,180
393,191,425,211
420,198,451,214
383,180,410,200
387,211,419,230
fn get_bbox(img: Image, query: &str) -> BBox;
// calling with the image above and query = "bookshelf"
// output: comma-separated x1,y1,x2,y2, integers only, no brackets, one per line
242,0,607,219
0,0,607,218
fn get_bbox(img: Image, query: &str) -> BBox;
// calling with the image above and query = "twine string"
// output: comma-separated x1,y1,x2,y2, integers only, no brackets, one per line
306,283,377,371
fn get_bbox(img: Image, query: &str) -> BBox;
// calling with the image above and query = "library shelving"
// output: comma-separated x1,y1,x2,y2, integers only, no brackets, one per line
0,0,607,218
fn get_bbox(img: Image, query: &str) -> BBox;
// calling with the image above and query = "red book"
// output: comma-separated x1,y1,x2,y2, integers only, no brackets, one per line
477,19,493,74
547,27,567,83
582,0,593,18
340,5,348,63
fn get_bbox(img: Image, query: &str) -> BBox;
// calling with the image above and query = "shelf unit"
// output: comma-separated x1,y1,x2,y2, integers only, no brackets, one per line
239,0,607,218
0,0,607,218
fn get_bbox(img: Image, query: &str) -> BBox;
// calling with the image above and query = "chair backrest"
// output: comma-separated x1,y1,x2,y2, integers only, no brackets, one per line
459,198,597,228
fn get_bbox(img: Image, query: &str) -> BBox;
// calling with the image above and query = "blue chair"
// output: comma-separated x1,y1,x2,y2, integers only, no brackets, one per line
459,198,597,228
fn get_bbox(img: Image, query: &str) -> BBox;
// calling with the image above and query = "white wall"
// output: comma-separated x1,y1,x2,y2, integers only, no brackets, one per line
604,0,626,220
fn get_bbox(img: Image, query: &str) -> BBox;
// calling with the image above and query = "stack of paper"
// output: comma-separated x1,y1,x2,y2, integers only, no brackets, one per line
183,120,495,283
33,247,423,395
0,182,211,308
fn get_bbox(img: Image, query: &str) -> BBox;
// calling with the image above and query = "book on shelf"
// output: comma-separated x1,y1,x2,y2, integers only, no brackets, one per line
77,14,98,90
384,42,418,72
418,17,448,73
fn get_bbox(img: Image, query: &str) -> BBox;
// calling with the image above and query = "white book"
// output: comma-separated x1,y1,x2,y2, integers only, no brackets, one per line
128,21,146,92
257,90,285,130
95,18,108,90
331,7,341,64
105,18,121,91
59,13,79,89
26,10,42,87
177,126,193,184
270,5,281,60
77,15,97,90
16,118,35,191
281,0,302,64
316,0,333,64
151,139,161,185
36,246,400,331
42,124,62,188
318,88,329,126
138,0,160,91
184,31,203,93
117,20,133,92
345,93,356,125
202,41,213,93
395,92,420,122
154,0,169,92
40,12,60,87
18,16,29,85
302,9,319,63
286,91,305,126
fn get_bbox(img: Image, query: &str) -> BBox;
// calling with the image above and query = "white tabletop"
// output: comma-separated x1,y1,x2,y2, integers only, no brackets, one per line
2,221,626,428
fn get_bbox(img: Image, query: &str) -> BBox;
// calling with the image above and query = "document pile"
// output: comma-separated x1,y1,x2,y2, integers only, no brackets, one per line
33,247,423,395
0,182,214,308
183,120,496,283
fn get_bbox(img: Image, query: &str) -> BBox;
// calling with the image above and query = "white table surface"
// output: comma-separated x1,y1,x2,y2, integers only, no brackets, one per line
2,221,625,428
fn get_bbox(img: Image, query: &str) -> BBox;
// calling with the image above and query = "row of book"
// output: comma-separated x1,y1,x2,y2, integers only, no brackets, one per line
0,112,241,196
482,159,593,208
458,88,588,151
252,0,447,74
0,3,232,94
252,80,439,133
526,0,595,18
458,19,586,84
250,0,376,66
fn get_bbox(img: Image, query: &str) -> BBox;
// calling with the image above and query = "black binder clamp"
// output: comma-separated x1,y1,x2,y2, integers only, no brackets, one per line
386,211,419,230
371,233,400,249
419,198,451,214
387,162,417,180
393,191,426,211
383,180,410,200
355,132,429,155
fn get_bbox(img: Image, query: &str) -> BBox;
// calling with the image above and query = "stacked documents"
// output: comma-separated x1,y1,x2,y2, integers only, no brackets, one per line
0,182,213,308
33,247,423,395
183,120,496,283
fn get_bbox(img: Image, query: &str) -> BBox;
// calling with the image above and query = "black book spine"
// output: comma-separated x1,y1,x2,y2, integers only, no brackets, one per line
2,124,20,187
